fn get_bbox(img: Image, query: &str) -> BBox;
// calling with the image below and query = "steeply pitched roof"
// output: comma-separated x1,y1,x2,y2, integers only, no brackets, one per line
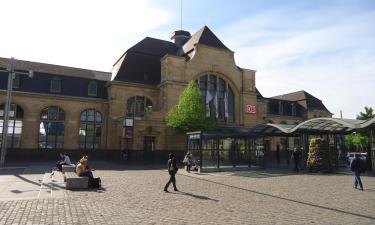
256,88,264,99
112,37,178,85
0,57,111,81
182,26,231,54
271,90,330,112
112,26,231,85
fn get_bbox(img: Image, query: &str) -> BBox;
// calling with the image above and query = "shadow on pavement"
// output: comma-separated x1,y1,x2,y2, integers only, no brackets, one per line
181,173,375,221
169,191,218,202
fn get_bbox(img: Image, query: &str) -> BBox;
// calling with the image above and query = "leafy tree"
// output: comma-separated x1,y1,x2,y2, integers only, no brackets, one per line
166,81,216,133
344,133,369,152
356,106,375,120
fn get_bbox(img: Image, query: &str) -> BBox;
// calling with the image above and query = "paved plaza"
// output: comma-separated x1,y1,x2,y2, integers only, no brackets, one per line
0,162,374,225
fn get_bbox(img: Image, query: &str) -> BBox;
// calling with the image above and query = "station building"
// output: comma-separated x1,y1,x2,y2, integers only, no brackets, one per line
0,26,332,160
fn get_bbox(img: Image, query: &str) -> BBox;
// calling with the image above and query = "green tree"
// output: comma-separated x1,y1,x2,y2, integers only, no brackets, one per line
166,81,216,133
356,106,375,120
344,133,369,152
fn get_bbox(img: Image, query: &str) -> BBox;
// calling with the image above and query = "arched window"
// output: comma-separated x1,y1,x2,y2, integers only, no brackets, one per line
126,96,152,117
198,75,235,122
88,81,98,97
0,104,24,148
79,109,102,149
39,106,65,149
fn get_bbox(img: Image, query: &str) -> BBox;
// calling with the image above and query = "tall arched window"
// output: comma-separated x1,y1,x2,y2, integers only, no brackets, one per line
79,109,102,149
197,75,235,122
0,104,24,148
126,96,152,117
39,106,65,149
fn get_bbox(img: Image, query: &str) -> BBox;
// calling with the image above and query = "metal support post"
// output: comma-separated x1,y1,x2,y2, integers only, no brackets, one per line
0,58,16,167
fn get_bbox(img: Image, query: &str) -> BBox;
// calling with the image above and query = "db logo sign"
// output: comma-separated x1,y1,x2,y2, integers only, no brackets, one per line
246,105,256,114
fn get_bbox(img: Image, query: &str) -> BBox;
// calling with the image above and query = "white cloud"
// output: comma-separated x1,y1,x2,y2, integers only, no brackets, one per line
0,0,170,71
219,7,375,119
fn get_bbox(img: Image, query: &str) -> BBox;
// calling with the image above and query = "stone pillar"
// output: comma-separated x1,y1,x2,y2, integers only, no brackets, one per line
20,106,40,149
21,118,39,149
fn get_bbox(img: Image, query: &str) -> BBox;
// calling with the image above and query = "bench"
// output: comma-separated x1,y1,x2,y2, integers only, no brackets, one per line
65,172,89,190
62,164,76,173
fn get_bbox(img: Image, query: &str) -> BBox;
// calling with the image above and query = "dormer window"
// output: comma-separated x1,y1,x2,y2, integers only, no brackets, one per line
291,103,297,116
12,74,20,89
278,101,283,115
50,77,61,93
88,81,98,97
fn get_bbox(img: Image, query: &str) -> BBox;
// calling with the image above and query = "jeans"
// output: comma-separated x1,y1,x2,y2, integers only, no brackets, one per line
79,171,94,182
164,172,177,190
354,172,363,189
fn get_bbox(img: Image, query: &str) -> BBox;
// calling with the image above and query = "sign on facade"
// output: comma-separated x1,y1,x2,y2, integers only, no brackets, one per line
246,104,256,114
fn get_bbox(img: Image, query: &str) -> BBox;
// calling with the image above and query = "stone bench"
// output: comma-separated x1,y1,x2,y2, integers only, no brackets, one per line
65,172,89,190
62,164,76,173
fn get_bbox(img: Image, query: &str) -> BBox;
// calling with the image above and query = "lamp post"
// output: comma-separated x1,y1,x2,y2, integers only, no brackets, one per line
0,57,33,167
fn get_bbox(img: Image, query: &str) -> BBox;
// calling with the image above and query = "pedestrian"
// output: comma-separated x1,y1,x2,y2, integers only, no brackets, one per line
164,153,178,192
350,154,365,191
183,152,192,172
76,156,101,188
56,153,71,171
292,148,301,172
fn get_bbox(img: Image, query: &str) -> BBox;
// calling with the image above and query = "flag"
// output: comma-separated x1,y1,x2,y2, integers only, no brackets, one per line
206,87,214,117
224,91,229,118
214,92,218,118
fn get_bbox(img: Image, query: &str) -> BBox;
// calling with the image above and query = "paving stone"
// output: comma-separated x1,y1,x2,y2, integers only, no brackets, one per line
0,166,374,224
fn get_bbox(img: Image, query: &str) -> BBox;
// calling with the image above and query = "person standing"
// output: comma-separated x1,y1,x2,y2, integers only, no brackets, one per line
164,153,178,192
292,148,301,172
183,152,192,172
350,154,365,191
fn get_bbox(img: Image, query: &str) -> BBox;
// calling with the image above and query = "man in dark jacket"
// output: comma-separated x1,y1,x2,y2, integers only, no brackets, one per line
164,153,179,192
350,154,365,191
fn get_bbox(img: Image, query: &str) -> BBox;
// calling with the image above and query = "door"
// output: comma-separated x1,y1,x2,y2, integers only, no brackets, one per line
143,136,155,161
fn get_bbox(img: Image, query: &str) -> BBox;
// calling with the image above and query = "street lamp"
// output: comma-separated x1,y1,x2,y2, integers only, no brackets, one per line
0,57,33,167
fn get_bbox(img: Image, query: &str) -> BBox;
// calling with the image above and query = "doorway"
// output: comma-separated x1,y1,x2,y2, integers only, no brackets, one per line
143,136,155,161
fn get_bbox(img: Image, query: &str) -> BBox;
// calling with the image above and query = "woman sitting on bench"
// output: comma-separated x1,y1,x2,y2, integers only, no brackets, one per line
76,156,94,182
76,156,101,188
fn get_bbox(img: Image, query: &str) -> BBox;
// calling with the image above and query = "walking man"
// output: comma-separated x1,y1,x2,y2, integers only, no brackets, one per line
164,153,179,192
350,154,365,191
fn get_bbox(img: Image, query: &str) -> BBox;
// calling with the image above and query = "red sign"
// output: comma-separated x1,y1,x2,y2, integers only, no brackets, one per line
246,104,257,114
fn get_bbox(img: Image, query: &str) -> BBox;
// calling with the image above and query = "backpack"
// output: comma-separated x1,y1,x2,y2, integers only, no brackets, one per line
89,177,101,188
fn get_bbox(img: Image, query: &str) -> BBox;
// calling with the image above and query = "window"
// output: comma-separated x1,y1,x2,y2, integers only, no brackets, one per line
88,81,98,97
0,104,23,148
198,75,235,122
126,96,152,117
39,106,65,149
291,103,297,116
79,109,102,149
50,77,61,93
12,74,20,89
278,102,283,115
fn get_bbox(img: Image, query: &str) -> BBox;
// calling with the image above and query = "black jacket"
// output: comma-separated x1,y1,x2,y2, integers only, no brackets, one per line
350,157,365,173
167,159,178,173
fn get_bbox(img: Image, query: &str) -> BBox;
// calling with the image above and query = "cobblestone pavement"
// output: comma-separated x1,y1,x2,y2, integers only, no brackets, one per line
0,164,374,225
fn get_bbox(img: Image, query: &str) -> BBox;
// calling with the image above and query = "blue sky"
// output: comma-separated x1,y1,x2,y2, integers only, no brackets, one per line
1,0,374,118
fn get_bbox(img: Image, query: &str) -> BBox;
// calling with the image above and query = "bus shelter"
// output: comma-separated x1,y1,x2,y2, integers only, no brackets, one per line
187,118,375,173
